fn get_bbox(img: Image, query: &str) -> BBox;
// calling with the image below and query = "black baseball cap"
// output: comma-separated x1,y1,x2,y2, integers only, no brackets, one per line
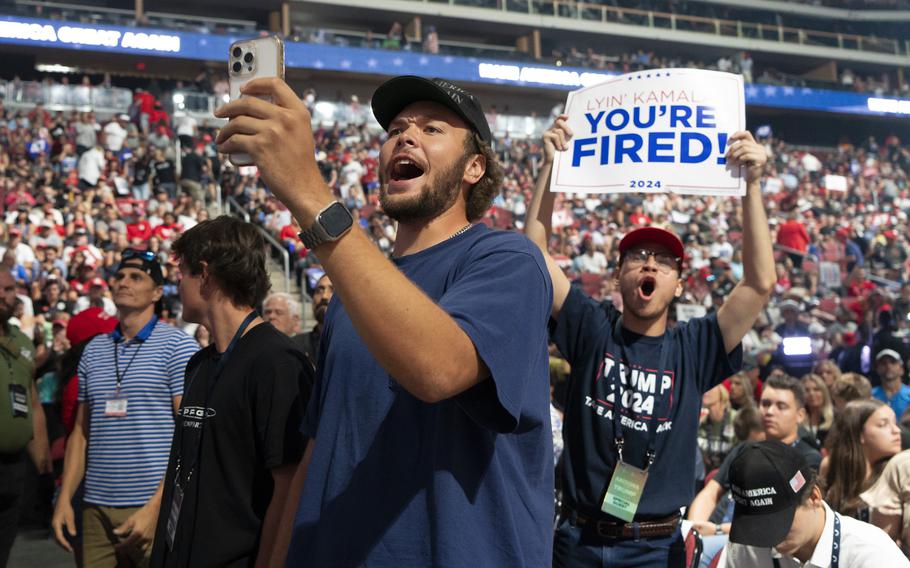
371,76,493,143
728,440,814,548
117,248,164,285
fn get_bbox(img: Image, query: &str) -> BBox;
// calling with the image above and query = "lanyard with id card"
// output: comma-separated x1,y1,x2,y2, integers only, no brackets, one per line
105,337,143,418
2,345,29,418
600,317,672,523
166,311,258,552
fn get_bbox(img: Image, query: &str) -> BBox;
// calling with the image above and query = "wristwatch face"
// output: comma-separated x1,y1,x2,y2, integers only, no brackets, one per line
320,202,354,238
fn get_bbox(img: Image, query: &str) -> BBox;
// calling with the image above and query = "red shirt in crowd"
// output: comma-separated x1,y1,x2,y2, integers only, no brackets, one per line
153,222,181,242
135,91,156,115
776,219,810,252
127,219,152,242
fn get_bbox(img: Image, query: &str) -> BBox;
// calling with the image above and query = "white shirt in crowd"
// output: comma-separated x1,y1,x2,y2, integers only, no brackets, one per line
74,296,118,317
103,121,128,152
722,502,909,568
77,147,106,185
175,115,198,138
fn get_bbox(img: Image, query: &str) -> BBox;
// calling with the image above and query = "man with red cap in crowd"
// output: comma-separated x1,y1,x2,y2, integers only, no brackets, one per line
526,117,777,566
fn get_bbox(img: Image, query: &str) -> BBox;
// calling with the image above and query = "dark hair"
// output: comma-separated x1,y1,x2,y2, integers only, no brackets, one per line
733,405,763,441
463,132,503,222
798,471,821,506
764,374,806,409
172,216,271,309
824,399,888,516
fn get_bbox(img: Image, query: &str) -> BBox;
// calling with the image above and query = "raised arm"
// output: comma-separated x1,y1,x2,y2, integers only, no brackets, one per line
214,78,489,404
525,115,572,318
717,131,777,354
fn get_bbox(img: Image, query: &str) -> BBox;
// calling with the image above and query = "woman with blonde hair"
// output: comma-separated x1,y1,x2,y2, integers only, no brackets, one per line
824,399,902,519
801,373,835,449
813,359,841,390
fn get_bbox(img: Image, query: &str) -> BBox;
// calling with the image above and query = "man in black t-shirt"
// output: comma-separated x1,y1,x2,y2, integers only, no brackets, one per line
151,149,177,199
526,119,777,566
178,145,208,204
150,216,313,567
688,374,822,536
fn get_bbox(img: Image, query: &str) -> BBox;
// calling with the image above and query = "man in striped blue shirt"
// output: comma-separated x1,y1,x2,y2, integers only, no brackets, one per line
52,249,198,567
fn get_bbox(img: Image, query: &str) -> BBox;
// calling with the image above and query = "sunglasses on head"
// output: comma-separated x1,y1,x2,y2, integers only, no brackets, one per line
122,249,156,262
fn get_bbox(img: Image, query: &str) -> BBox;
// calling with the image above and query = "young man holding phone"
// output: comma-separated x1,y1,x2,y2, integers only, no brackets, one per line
215,75,554,566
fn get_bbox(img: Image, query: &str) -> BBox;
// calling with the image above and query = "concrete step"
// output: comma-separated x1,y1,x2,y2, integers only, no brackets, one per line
265,257,317,332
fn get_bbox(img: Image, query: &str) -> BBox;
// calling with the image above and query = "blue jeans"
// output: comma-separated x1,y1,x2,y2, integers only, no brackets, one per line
553,518,687,567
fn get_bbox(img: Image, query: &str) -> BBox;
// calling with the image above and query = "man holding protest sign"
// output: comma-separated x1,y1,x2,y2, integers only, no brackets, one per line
527,113,776,565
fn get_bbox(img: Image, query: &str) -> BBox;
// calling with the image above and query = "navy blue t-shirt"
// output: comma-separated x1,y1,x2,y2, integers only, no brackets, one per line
553,287,742,520
287,224,554,567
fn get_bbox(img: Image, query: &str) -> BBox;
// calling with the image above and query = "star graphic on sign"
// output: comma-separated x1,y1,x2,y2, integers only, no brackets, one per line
444,56,454,64
419,56,429,65
763,86,778,96
746,85,759,98
801,87,813,95
340,59,351,69
314,60,324,69
367,58,378,68
783,86,795,96
392,57,403,66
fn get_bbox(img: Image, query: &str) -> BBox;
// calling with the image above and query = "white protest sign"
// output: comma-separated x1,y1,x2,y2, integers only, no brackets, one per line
764,177,783,194
551,69,745,196
676,303,707,323
824,174,848,192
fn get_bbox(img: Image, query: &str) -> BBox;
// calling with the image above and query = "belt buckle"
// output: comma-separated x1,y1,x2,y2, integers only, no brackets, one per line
595,520,618,539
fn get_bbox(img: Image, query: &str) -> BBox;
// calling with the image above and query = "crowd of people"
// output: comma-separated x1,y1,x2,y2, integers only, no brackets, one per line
0,68,909,566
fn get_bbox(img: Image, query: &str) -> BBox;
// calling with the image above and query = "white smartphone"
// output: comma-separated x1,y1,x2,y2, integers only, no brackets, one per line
227,35,285,167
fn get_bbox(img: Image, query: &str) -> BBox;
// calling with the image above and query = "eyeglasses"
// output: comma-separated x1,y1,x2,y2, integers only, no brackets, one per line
622,248,681,273
122,249,156,262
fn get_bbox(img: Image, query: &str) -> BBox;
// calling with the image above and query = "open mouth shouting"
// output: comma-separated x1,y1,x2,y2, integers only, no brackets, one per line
387,154,426,191
638,276,657,301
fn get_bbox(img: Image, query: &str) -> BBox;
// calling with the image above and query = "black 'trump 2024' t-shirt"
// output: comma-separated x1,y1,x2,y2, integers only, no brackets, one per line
553,287,742,520
151,323,314,567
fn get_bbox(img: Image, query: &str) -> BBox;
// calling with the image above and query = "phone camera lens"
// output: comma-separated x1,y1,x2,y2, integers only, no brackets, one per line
244,52,254,63
232,47,242,58
232,61,242,73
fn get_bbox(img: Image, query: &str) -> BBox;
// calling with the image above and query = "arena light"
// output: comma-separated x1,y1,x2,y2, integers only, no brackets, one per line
35,64,77,74
782,336,813,356
867,97,910,115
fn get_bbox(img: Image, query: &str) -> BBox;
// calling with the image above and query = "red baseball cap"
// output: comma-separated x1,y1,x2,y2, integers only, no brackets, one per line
66,307,118,346
619,227,685,262
89,277,107,289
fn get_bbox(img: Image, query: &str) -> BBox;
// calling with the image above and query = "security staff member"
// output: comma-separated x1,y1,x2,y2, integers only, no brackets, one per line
0,269,51,566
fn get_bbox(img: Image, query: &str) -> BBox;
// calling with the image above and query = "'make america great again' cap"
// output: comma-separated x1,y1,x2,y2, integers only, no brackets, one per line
728,440,814,548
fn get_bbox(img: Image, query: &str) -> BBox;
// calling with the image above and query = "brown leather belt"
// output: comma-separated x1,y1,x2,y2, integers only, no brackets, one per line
568,509,681,540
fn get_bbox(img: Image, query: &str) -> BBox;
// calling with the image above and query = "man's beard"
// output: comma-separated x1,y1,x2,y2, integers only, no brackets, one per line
379,154,468,223
314,301,329,325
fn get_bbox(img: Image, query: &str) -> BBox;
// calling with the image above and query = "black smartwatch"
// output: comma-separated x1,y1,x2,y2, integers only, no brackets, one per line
297,201,354,249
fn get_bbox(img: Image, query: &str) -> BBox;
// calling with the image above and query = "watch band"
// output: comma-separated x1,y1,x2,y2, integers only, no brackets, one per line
297,201,353,249
298,223,330,250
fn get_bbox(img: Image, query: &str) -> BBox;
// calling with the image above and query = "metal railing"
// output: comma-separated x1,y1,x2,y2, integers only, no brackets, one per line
10,0,259,33
772,243,902,291
394,0,910,57
225,196,291,293
0,80,133,114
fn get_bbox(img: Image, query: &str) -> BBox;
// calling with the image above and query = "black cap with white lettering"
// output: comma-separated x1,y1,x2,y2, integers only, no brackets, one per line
728,440,814,548
371,76,493,143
